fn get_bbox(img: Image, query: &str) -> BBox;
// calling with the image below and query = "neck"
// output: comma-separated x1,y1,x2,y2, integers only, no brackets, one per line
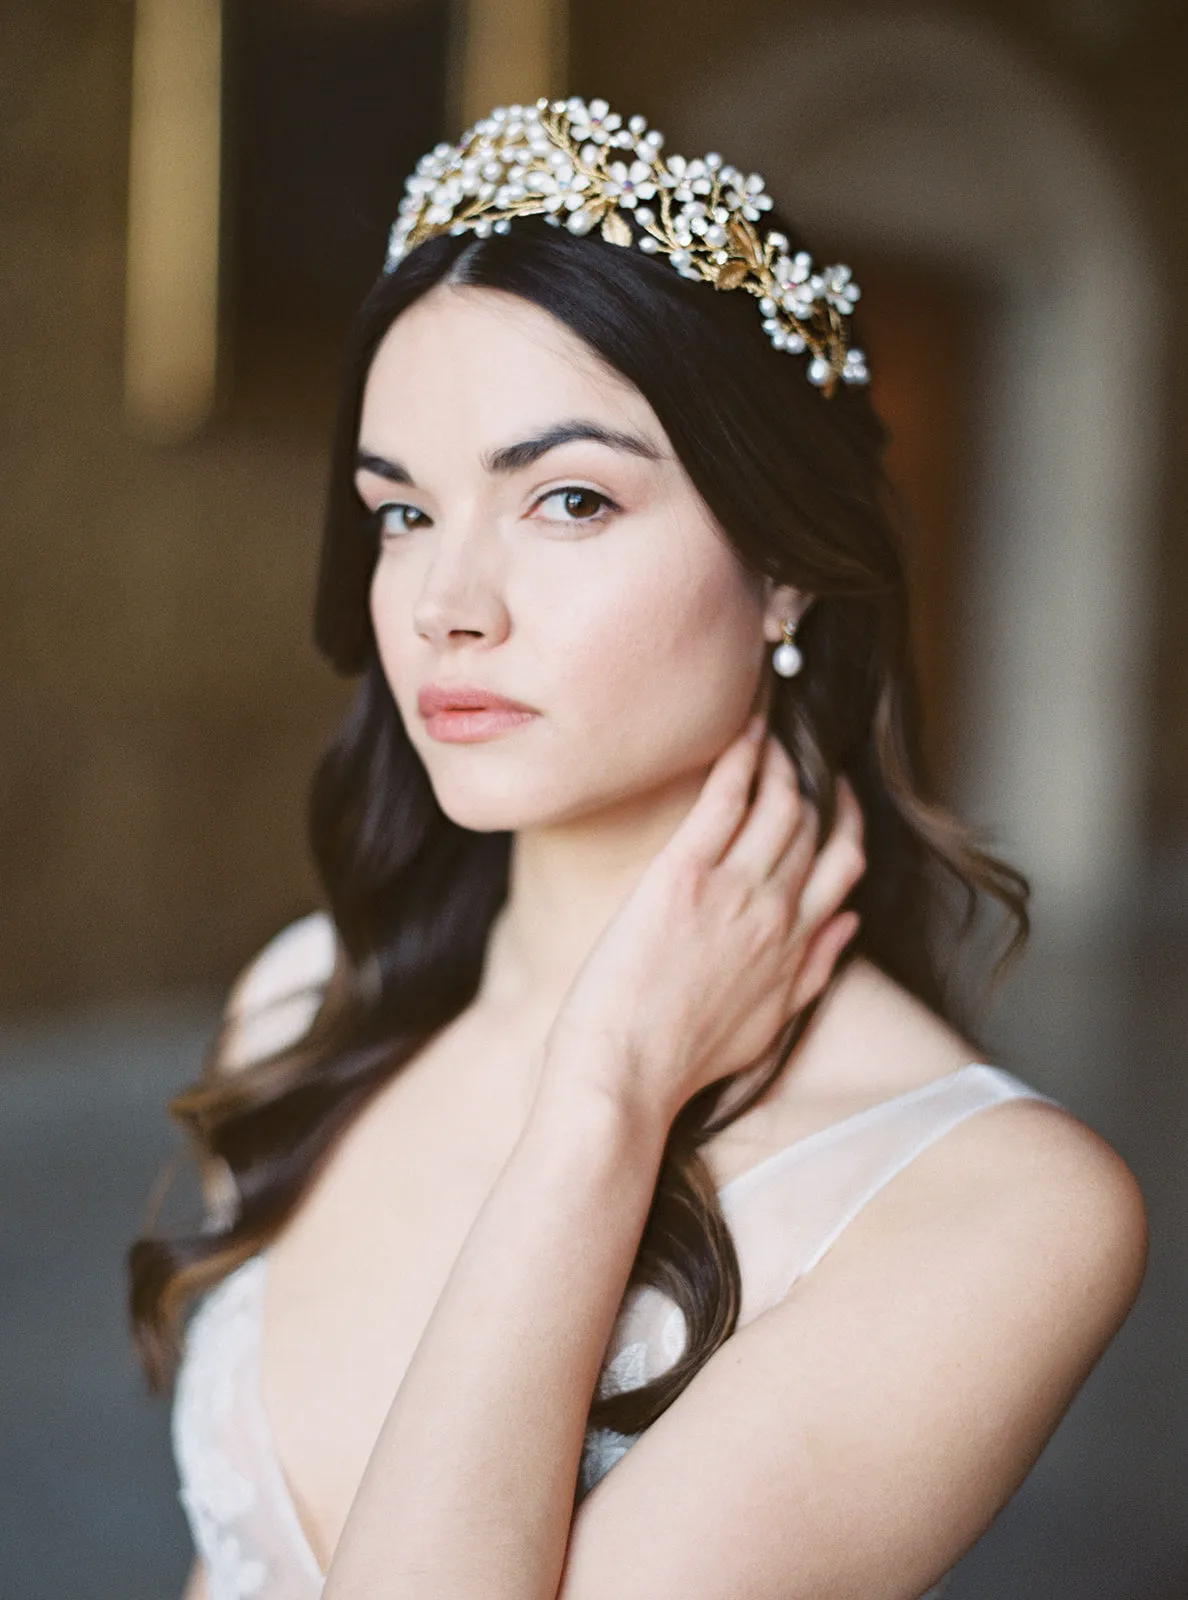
476,768,706,1034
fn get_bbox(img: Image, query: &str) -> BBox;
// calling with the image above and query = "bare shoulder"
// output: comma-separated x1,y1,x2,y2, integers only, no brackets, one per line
921,1088,1149,1321
560,1001,1149,1598
219,910,338,1073
804,1073,1150,1417
560,1088,1148,1598
771,958,1149,1329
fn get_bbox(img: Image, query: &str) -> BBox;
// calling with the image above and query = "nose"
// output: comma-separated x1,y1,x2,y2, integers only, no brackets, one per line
409,521,511,652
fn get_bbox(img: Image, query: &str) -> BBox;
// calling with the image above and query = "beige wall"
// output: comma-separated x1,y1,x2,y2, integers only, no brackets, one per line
571,0,1187,849
1,1,350,1010
1,0,1184,1013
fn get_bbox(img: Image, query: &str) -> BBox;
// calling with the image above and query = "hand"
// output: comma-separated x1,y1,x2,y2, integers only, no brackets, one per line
540,717,866,1127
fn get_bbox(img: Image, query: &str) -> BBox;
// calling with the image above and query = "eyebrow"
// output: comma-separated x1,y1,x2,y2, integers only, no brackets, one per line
355,419,666,486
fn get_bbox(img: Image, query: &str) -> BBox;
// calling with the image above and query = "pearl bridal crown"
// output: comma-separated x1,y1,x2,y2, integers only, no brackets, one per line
384,96,870,397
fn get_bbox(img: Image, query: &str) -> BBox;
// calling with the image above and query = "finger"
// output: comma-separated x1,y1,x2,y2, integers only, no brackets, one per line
777,776,865,927
787,910,862,1013
669,716,767,869
721,734,807,884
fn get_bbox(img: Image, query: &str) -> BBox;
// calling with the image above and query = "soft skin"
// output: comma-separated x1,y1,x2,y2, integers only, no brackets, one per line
356,282,810,1033
182,283,1149,1600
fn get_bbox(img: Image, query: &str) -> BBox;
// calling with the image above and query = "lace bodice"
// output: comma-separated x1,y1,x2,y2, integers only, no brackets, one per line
171,914,1061,1600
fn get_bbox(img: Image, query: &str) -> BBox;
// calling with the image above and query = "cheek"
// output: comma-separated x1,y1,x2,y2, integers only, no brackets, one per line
541,535,765,754
369,561,418,710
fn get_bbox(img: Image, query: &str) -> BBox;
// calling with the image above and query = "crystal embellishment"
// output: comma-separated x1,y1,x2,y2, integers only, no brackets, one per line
384,97,869,397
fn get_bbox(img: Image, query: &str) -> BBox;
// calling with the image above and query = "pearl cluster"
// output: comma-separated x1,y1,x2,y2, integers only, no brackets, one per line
385,96,869,396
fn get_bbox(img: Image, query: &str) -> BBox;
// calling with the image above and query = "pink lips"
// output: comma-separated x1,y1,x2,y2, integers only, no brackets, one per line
417,683,539,743
417,684,537,716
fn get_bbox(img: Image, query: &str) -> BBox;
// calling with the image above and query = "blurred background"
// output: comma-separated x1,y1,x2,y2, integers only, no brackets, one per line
1,0,1185,1594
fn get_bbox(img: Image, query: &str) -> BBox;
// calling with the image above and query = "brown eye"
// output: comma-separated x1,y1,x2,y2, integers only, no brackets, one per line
376,503,428,537
536,487,619,524
564,489,602,518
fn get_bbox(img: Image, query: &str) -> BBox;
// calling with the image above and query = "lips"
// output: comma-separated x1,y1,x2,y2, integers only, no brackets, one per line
417,683,538,718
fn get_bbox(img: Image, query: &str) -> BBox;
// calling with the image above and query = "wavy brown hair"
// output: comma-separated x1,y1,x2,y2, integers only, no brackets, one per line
128,207,1028,1479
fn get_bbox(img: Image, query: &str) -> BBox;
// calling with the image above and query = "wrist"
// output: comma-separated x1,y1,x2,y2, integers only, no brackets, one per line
529,1038,673,1175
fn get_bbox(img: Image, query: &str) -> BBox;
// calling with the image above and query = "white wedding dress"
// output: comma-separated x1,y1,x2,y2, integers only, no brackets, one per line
171,912,1060,1600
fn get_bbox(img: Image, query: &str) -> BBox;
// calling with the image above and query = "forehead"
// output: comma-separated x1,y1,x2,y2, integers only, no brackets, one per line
358,284,657,445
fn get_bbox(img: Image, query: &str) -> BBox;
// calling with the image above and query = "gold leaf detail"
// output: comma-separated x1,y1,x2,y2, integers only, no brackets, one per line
715,259,750,291
600,209,633,247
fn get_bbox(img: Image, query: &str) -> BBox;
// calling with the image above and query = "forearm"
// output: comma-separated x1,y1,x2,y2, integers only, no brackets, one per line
322,1062,670,1600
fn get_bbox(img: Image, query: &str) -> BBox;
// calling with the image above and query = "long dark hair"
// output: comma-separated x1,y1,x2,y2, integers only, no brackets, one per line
129,208,1028,1451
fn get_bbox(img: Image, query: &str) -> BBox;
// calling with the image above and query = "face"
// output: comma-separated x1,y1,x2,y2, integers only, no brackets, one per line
355,284,801,834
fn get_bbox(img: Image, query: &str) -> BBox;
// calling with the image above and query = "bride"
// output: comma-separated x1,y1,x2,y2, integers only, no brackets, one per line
130,96,1148,1600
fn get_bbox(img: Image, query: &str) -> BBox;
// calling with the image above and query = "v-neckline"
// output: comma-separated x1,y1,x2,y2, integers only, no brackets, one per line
251,1253,332,1581
248,1060,990,1580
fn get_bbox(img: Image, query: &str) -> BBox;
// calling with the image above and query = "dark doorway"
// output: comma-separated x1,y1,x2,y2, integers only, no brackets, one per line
225,0,453,425
857,260,985,795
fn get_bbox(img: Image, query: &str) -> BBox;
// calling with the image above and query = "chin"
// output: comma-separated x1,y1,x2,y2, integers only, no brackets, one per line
418,758,563,834
421,757,631,837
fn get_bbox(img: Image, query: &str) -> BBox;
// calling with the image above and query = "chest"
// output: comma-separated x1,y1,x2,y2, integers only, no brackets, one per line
256,1017,552,1570
245,1023,952,1574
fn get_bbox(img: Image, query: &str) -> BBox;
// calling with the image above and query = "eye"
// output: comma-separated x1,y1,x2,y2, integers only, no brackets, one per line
533,486,619,526
373,502,429,538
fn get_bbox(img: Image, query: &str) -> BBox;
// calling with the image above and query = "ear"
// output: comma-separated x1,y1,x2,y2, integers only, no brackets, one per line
761,582,814,645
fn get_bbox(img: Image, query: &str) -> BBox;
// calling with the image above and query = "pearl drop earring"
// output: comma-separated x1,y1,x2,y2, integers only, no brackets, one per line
772,617,803,678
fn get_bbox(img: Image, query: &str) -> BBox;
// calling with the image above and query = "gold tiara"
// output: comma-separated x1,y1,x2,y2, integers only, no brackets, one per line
384,96,869,397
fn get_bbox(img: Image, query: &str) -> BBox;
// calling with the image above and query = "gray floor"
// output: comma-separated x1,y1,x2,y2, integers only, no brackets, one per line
1,921,1184,1598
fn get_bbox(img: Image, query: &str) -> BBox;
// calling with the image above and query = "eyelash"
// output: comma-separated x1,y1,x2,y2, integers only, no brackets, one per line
371,485,621,539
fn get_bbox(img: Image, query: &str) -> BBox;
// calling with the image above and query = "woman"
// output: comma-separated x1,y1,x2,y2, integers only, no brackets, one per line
130,97,1148,1600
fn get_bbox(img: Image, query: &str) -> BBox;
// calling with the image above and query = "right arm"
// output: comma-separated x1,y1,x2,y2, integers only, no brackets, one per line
180,1555,207,1600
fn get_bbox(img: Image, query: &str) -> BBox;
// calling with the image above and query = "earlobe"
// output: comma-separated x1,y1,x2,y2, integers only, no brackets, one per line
762,585,814,644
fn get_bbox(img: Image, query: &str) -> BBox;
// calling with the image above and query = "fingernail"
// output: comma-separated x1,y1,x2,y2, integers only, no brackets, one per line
746,713,766,743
